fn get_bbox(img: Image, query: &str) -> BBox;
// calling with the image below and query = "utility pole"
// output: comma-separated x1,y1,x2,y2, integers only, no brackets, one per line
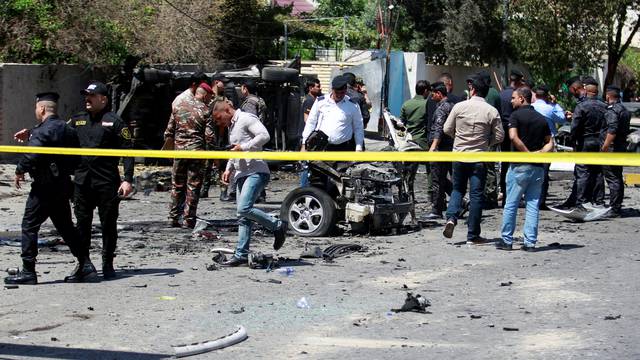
502,0,509,87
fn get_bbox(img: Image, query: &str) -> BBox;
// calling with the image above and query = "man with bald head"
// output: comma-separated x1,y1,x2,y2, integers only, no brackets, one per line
5,92,87,285
570,77,608,210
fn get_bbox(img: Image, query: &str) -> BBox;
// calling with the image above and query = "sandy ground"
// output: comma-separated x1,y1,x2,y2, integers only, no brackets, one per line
0,162,639,360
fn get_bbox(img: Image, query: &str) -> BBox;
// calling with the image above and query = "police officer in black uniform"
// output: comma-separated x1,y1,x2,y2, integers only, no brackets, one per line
343,72,370,127
68,81,134,280
570,77,608,210
602,85,631,216
5,92,97,285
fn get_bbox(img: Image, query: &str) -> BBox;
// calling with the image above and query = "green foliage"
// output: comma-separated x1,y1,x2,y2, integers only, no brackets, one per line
621,47,640,80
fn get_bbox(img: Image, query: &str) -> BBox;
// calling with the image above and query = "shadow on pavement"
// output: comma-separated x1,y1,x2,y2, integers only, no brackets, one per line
533,243,585,252
0,343,170,359
36,268,183,285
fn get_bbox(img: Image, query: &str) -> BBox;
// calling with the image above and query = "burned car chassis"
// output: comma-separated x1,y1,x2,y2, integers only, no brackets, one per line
281,160,414,237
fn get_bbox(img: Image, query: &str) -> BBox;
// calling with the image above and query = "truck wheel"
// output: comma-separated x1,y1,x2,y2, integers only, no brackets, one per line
281,187,336,237
262,67,299,83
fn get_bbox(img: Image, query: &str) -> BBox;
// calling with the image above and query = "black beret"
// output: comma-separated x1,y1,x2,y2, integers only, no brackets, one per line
510,69,524,79
582,76,598,86
81,81,109,96
606,85,621,93
35,92,59,102
331,75,348,90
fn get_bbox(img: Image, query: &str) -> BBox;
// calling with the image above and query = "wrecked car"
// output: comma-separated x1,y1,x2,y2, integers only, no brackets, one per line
280,111,418,237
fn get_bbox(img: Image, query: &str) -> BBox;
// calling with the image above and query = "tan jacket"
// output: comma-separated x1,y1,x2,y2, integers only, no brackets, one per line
443,96,504,152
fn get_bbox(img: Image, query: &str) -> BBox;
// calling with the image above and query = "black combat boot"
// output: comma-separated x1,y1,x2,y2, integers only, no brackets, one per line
4,261,37,285
64,256,98,283
102,255,116,280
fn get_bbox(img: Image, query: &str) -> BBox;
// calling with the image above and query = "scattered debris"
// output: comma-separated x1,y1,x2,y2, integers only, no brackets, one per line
4,285,19,289
275,267,294,277
173,325,248,358
230,307,245,314
391,293,431,313
300,245,323,258
212,252,228,264
50,337,58,341
87,307,94,311
158,296,176,301
398,258,406,262
604,315,622,320
503,327,519,331
323,244,365,260
131,284,148,288
296,297,311,309
248,252,275,269
6,267,18,275
206,263,220,271
500,281,513,287
132,242,146,249
550,204,611,222
470,315,482,319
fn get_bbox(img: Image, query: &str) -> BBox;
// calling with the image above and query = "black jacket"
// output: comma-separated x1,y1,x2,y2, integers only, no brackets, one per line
605,101,631,151
16,115,78,185
570,97,607,149
68,110,134,186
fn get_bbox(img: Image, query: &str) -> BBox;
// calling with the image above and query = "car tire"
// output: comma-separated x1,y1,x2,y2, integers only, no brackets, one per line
281,187,336,237
261,67,299,83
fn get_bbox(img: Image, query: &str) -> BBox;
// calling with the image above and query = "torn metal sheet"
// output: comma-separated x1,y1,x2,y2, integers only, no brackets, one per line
549,204,611,222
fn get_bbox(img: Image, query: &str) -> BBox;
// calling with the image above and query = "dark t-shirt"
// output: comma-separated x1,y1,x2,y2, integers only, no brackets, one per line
302,94,316,115
508,105,551,154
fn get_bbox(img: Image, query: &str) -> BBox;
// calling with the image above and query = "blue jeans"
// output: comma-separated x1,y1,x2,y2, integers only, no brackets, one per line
501,164,544,246
446,162,487,241
235,173,281,258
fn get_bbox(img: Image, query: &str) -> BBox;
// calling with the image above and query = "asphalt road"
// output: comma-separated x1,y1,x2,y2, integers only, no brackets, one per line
0,165,639,359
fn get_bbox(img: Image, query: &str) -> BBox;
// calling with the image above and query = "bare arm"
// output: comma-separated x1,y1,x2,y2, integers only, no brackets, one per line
509,128,529,152
540,135,554,153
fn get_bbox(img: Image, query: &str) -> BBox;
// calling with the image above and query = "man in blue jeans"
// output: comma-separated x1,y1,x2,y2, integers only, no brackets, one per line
442,76,504,243
496,87,553,251
212,101,287,266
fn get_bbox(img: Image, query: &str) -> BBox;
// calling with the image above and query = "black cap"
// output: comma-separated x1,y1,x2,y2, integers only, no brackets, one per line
466,74,478,83
510,69,524,80
81,81,109,96
566,76,582,88
35,92,59,102
331,75,348,90
582,76,598,86
191,71,209,84
535,84,550,95
431,81,447,94
606,85,621,93
212,73,230,82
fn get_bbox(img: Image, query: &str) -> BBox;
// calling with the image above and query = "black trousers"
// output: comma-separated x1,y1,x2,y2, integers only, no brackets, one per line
21,181,83,264
603,164,624,211
539,163,550,208
430,161,452,214
74,182,120,259
575,138,603,206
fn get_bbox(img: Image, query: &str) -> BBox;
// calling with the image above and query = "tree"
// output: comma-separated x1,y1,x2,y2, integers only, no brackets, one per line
603,1,640,87
508,0,607,90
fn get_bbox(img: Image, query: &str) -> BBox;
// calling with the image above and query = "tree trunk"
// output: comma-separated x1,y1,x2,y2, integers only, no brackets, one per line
604,53,620,89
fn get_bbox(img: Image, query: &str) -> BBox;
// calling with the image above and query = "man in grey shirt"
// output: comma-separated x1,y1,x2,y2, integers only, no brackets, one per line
442,76,504,243
212,101,287,267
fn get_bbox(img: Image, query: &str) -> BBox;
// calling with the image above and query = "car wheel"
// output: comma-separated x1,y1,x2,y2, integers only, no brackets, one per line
281,187,336,237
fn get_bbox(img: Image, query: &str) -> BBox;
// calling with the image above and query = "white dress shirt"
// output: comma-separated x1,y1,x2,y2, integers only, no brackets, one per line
302,93,365,151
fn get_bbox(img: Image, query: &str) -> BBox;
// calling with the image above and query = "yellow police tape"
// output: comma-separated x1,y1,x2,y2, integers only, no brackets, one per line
0,145,639,166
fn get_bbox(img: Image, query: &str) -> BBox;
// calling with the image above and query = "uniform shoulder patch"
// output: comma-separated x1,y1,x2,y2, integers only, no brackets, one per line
121,127,132,140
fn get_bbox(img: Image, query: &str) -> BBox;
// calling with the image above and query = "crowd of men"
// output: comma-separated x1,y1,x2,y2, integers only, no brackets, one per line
397,70,631,251
4,67,632,284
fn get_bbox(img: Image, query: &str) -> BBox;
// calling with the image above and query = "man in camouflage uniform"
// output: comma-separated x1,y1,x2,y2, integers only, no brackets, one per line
201,74,232,200
165,83,215,228
240,79,266,123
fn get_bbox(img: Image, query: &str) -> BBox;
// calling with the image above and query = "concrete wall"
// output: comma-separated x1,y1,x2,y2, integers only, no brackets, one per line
0,64,117,159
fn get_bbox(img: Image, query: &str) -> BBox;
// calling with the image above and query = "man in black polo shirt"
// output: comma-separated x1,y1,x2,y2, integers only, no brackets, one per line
496,87,553,252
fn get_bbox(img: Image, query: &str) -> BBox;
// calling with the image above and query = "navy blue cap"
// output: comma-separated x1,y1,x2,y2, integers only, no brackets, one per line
35,92,59,102
331,75,348,90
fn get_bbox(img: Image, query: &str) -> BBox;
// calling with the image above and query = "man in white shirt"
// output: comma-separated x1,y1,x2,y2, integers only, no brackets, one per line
301,75,365,152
